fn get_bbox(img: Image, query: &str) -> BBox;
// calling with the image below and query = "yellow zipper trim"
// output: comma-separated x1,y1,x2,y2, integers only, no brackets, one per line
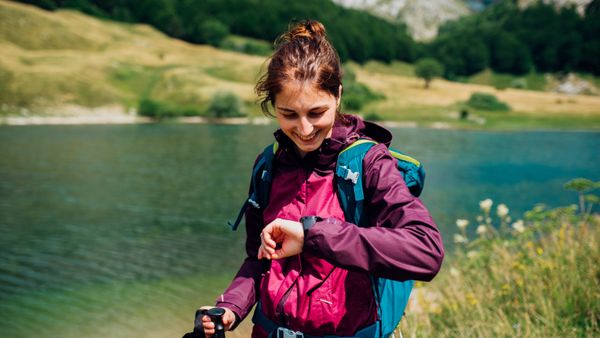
339,139,377,156
390,150,421,166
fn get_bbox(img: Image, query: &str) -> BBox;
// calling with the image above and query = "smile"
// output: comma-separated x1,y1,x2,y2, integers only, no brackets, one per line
295,131,319,142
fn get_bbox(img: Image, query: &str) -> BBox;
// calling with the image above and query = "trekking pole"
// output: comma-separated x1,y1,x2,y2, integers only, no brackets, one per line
206,308,226,338
181,307,227,338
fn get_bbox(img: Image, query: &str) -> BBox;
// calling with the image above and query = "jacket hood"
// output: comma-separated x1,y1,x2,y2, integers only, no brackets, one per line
273,114,392,172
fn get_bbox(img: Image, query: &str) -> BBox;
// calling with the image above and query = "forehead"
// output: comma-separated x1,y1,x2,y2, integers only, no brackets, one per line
275,80,335,109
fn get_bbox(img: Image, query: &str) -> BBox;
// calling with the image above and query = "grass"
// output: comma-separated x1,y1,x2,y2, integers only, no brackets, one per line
0,0,599,129
469,69,548,91
398,194,600,337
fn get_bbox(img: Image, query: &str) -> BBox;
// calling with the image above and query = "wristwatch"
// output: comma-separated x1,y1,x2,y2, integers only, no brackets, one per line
300,216,323,234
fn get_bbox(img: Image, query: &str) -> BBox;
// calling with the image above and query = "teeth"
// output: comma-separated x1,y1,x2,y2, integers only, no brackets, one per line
297,132,317,141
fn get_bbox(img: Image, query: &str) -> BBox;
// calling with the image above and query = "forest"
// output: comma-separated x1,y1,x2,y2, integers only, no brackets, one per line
13,0,600,77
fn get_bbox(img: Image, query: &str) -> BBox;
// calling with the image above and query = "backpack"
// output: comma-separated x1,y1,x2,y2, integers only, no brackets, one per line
228,139,425,338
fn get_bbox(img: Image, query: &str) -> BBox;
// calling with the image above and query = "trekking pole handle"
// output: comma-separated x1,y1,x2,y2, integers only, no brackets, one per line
206,307,226,338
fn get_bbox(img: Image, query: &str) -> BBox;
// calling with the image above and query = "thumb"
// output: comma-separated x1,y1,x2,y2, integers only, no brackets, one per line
222,307,236,330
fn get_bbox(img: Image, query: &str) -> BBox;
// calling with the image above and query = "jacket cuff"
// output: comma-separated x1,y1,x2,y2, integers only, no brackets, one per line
214,301,243,330
303,217,343,255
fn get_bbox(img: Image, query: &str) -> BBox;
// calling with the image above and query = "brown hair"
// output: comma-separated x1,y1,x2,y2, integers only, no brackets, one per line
255,20,344,118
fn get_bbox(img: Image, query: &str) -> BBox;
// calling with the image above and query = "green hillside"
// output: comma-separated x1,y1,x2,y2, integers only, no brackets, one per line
0,0,265,117
1,0,599,129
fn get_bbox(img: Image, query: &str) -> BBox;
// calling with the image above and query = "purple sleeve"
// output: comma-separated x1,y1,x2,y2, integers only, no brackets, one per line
215,163,264,325
303,144,445,281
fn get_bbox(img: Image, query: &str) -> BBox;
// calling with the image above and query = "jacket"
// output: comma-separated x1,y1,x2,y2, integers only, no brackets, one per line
215,114,445,336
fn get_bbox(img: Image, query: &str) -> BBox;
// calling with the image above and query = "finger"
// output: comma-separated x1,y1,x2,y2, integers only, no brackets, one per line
262,229,277,249
203,321,215,330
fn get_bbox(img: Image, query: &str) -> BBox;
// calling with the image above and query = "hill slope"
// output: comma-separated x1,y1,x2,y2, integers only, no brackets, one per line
1,0,599,129
0,0,264,116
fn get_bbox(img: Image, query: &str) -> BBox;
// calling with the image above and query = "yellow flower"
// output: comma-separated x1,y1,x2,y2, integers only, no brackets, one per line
466,293,478,306
536,247,544,255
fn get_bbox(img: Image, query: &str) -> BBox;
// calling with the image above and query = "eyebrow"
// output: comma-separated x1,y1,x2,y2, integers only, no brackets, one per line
276,105,329,113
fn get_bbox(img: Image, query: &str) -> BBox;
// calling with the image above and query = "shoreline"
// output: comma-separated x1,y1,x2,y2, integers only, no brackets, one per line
1,108,599,132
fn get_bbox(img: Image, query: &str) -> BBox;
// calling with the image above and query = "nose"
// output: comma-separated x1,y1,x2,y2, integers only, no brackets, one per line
298,116,313,136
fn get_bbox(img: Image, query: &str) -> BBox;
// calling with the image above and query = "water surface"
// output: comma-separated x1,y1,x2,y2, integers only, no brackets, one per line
0,124,598,337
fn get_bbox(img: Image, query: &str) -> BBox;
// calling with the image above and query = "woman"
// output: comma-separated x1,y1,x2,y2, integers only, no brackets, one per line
199,20,444,338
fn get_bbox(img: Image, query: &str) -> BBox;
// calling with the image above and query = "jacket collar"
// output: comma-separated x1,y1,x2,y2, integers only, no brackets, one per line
273,114,392,172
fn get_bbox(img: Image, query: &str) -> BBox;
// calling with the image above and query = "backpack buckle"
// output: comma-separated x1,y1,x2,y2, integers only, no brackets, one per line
277,327,304,338
339,166,359,184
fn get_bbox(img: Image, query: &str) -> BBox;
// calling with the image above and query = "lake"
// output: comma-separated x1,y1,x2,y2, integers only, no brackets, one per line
0,123,598,337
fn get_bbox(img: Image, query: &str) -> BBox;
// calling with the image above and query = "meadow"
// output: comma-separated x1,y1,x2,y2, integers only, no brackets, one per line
1,1,600,129
399,181,599,337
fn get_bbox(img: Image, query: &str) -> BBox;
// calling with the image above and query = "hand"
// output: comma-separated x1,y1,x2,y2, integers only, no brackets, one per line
199,306,235,337
258,218,304,260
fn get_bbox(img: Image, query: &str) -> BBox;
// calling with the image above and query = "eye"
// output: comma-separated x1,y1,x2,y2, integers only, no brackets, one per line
279,111,297,119
309,111,325,118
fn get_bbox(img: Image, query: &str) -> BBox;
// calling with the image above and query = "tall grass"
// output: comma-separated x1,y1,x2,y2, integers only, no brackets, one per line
399,184,599,337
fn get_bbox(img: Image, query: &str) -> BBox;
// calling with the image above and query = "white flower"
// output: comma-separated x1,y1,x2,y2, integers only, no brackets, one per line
476,225,487,235
456,219,469,229
497,204,509,218
453,234,467,244
467,250,478,259
476,216,484,223
512,220,525,233
450,267,460,277
479,198,493,212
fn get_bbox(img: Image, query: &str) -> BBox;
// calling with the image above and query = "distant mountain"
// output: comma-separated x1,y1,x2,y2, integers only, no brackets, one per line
332,0,470,41
517,0,592,15
333,0,593,41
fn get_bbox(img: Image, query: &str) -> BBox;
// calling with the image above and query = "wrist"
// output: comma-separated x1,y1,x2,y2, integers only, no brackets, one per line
299,216,323,236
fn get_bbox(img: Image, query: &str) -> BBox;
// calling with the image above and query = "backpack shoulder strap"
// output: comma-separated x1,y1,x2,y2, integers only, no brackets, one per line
336,139,423,337
228,142,278,231
335,139,378,226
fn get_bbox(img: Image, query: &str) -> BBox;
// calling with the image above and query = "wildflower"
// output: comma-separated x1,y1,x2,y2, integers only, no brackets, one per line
453,234,467,244
479,198,493,212
476,225,487,235
512,220,525,233
450,267,460,277
456,219,469,230
536,247,544,255
466,292,478,306
476,216,483,223
497,204,509,217
467,250,478,259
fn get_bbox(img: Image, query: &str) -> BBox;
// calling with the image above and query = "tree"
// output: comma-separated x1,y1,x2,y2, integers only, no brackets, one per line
415,58,444,89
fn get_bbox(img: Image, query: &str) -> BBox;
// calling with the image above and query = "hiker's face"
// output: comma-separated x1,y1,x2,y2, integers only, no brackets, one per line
274,81,340,157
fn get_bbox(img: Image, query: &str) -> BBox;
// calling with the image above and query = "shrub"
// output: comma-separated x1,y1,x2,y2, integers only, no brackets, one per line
342,82,385,112
364,112,382,122
138,98,179,119
198,19,229,47
138,99,203,119
206,92,245,118
220,37,272,56
466,92,510,112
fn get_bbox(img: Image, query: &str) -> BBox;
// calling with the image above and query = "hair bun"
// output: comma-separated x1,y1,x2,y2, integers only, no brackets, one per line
284,20,327,43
